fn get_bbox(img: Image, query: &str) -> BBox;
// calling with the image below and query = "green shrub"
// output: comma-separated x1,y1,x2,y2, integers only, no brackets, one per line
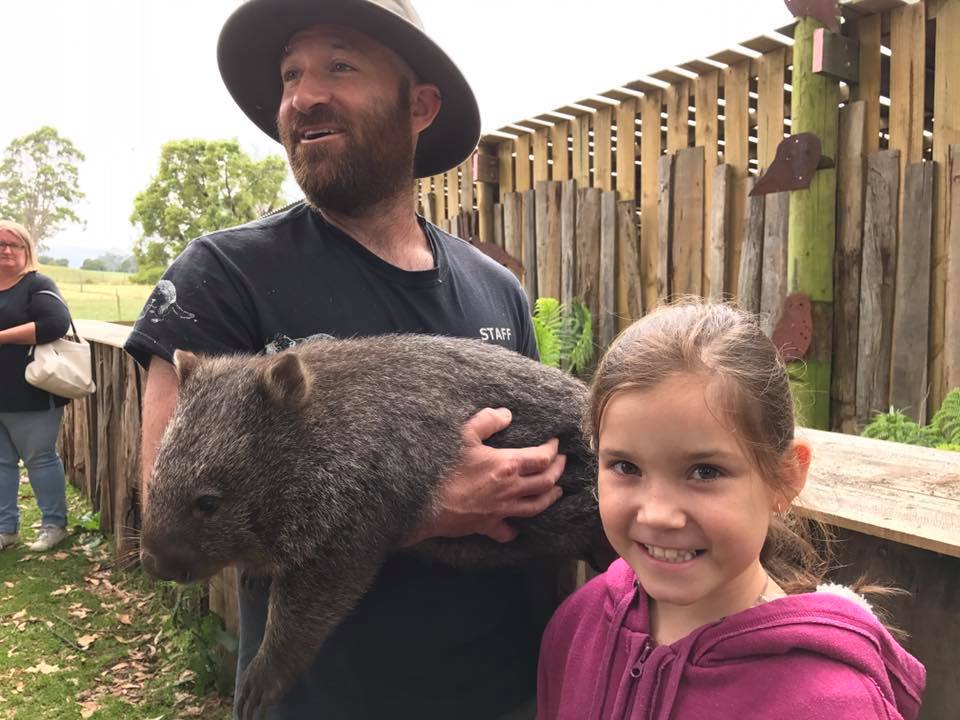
861,388,960,451
532,297,594,376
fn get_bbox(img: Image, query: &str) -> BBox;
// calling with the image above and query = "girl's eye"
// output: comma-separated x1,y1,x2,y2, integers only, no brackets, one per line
691,464,721,482
611,460,640,476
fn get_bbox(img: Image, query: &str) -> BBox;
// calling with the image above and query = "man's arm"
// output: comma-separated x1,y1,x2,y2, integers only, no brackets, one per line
140,356,179,510
407,407,566,545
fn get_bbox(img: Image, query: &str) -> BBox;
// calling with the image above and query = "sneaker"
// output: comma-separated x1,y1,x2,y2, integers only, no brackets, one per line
29,525,68,552
0,532,19,550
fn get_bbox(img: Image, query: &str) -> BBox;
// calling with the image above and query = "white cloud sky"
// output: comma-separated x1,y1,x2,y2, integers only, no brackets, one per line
0,0,793,262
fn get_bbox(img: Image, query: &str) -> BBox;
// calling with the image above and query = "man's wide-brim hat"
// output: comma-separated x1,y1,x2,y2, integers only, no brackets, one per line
217,0,481,178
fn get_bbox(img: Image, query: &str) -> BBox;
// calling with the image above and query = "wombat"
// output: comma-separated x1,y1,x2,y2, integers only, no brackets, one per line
138,333,602,720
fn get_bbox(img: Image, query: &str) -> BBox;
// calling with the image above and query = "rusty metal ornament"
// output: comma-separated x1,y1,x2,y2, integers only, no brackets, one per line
783,0,841,33
749,133,834,197
772,292,813,362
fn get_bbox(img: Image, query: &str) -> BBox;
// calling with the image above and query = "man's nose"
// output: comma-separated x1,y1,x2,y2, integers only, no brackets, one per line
289,75,334,115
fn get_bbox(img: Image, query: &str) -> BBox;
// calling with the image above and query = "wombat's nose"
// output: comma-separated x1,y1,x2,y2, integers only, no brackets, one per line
140,547,194,583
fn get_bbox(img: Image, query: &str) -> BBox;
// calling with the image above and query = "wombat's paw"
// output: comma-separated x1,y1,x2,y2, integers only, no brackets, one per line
235,660,285,720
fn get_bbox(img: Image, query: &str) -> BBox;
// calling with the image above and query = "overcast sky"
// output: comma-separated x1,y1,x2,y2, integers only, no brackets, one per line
0,0,794,263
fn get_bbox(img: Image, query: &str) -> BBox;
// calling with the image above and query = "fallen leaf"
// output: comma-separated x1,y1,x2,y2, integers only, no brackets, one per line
25,661,60,674
79,700,100,718
11,610,27,620
51,585,74,596
76,633,98,650
3,581,13,588
52,551,69,560
117,613,132,625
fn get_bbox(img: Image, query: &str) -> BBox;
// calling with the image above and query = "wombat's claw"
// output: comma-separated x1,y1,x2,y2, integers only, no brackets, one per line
236,664,284,720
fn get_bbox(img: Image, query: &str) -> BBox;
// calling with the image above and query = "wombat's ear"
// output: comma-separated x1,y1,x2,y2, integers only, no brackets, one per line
173,350,200,386
260,352,311,408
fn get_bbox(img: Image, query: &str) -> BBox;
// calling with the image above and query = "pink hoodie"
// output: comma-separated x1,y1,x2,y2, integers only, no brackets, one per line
538,559,925,720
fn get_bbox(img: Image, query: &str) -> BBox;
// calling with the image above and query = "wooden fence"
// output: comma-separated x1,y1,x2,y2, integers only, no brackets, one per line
418,0,960,431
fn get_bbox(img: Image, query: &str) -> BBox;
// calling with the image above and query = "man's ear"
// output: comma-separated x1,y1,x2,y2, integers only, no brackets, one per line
260,352,311,408
777,437,812,507
173,350,200,386
410,82,441,135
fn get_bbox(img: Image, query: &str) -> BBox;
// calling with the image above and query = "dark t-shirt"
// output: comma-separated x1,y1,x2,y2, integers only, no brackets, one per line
0,271,71,412
125,202,548,719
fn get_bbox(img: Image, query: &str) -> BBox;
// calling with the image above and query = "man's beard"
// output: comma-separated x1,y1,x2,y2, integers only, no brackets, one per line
278,85,416,216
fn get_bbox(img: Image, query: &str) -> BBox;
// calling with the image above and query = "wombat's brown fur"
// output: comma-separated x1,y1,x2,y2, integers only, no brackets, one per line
139,334,601,719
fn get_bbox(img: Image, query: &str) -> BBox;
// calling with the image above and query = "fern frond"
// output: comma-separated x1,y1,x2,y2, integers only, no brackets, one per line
930,387,960,445
533,298,563,368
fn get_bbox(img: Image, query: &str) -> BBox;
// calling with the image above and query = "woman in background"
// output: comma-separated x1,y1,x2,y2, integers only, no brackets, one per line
0,220,72,552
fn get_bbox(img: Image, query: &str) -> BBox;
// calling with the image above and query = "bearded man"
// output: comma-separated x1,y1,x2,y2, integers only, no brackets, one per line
125,1,566,718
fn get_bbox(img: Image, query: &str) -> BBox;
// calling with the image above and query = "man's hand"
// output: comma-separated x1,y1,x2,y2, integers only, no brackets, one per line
406,407,566,545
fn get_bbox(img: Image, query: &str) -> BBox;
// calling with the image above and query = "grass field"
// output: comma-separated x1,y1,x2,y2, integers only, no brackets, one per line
38,266,152,323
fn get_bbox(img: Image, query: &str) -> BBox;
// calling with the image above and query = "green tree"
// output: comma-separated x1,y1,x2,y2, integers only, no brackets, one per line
130,139,288,278
0,126,85,253
38,255,70,267
81,257,108,271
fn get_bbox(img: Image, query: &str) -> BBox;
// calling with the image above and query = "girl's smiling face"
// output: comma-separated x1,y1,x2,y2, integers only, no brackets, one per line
597,372,781,617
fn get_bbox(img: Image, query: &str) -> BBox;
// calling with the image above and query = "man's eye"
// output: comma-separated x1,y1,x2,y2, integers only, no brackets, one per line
691,465,721,482
282,68,300,82
332,62,355,72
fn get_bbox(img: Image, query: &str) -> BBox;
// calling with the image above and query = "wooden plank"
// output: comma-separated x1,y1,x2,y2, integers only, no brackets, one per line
618,200,643,322
616,97,638,200
665,79,691,154
705,164,732,300
551,120,571,182
522,188,537,299
853,14,882,154
445,166,460,220
737,177,765,313
657,152,674,303
571,114,591,187
533,127,550,183
477,179,494,244
670,146,705,297
640,91,663,311
502,192,523,282
832,102,868,434
947,145,960,395
891,162,934,422
491,202,504,249
435,173,447,221
696,71,720,286
856,150,900,427
536,181,562,299
460,159,475,211
515,133,532,193
723,60,751,293
576,187,603,341
888,1,926,215
498,141,514,202
561,180,576,308
797,428,960,559
757,48,787,173
932,1,960,413
599,191,618,347
759,192,789,338
594,106,614,192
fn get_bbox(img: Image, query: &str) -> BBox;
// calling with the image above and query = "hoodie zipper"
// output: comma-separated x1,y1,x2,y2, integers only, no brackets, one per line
629,641,653,679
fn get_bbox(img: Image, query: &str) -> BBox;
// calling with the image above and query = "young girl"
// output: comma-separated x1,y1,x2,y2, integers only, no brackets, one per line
537,301,925,720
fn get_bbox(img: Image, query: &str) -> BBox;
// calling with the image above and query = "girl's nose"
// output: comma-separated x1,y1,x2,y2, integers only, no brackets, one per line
635,485,686,529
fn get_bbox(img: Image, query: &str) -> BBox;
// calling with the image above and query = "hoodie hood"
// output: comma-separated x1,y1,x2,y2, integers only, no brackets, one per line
584,559,926,720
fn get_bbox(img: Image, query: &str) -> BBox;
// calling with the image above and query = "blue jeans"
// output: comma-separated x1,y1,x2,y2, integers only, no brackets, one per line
0,408,67,534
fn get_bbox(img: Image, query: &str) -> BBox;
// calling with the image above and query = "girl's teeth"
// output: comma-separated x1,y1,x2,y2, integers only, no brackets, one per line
644,545,698,563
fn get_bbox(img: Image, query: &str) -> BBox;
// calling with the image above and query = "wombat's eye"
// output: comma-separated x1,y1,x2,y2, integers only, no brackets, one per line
194,495,220,516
